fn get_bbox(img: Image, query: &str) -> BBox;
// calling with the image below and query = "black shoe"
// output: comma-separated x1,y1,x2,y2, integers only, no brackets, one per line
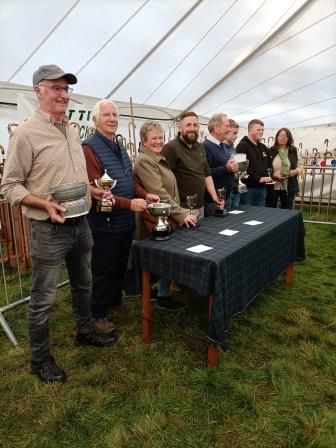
75,329,118,347
31,358,67,384
156,296,186,311
151,287,159,302
111,296,122,308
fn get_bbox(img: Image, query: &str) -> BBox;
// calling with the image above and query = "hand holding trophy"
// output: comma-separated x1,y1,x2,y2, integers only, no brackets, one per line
215,187,227,216
265,168,276,185
233,153,249,193
186,194,200,226
186,194,197,215
94,169,117,212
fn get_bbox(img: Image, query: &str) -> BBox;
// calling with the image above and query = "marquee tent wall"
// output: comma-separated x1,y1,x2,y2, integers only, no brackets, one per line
0,0,336,151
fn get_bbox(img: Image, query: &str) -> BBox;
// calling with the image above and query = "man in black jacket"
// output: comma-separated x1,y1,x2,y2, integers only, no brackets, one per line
236,119,272,206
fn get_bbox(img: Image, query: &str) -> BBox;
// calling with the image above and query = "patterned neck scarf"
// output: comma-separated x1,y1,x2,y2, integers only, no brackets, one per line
278,147,289,189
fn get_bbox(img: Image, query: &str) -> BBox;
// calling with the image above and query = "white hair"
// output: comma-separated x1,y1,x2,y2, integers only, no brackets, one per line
92,99,118,122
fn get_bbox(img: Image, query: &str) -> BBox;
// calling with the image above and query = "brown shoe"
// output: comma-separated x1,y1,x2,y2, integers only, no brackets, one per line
94,318,116,333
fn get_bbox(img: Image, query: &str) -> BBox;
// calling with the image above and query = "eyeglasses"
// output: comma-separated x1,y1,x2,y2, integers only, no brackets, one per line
37,85,73,94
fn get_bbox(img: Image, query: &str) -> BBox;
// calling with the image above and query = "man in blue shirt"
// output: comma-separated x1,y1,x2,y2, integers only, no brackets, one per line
223,119,240,208
203,113,238,216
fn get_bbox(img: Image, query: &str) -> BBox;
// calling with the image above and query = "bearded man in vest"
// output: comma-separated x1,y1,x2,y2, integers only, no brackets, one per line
83,99,158,333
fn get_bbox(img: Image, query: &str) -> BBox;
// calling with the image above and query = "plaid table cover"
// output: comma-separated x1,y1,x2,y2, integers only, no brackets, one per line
133,206,305,347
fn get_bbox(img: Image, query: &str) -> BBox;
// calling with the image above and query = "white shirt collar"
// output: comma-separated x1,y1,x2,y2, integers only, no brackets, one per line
206,134,222,145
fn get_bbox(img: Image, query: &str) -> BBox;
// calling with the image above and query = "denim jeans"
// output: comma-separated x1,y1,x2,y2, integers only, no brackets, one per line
229,192,240,208
90,230,133,319
239,187,266,206
29,218,93,365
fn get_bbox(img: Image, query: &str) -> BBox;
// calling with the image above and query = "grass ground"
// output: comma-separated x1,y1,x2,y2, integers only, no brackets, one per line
0,222,335,448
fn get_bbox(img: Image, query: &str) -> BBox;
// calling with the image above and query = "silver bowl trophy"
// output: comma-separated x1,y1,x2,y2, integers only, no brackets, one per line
233,153,249,194
50,182,88,218
148,202,172,241
215,187,228,216
94,169,117,212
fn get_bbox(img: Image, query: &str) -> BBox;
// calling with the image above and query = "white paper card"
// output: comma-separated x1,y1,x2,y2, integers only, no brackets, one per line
186,244,213,253
228,210,245,214
244,220,263,226
219,229,239,236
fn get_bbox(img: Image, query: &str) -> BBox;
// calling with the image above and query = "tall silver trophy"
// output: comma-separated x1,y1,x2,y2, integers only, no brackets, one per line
186,193,200,225
147,202,172,241
233,154,249,194
215,187,227,216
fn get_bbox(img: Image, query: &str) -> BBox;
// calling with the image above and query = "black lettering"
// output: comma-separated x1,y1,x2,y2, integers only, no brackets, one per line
78,110,85,120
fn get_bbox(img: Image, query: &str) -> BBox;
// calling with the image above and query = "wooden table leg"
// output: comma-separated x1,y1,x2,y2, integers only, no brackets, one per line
208,343,219,368
142,271,152,342
208,295,219,368
285,264,294,285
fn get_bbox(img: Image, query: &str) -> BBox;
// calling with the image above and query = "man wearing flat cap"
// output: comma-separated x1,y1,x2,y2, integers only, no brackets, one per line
0,64,117,384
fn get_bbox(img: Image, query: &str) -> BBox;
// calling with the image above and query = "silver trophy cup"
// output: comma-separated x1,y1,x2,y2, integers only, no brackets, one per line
148,202,172,241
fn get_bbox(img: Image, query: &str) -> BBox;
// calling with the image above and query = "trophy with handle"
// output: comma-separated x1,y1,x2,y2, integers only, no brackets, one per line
147,202,172,241
94,169,117,212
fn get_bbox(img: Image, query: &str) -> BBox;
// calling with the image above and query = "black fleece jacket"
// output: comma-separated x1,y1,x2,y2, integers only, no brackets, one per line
236,136,270,188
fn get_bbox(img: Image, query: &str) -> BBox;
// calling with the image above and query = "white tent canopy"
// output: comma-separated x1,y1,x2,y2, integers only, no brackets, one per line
0,0,336,134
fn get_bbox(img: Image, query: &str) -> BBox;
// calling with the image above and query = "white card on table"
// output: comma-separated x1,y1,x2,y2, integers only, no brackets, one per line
186,244,213,253
228,210,245,214
219,229,239,236
243,220,263,226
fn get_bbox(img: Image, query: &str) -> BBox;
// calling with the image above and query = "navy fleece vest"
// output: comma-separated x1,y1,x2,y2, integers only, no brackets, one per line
84,131,135,234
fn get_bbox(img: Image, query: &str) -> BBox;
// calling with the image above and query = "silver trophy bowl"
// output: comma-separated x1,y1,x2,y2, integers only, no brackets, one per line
50,182,88,218
148,202,172,240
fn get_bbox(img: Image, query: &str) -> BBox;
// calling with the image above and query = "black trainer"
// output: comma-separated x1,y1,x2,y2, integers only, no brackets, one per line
75,329,118,347
156,296,186,311
31,358,67,384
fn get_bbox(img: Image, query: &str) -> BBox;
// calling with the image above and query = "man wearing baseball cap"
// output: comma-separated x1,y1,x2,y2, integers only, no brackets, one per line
1,64,117,384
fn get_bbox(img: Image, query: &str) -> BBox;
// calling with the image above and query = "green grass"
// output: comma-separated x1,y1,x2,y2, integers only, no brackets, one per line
297,203,336,223
0,223,335,448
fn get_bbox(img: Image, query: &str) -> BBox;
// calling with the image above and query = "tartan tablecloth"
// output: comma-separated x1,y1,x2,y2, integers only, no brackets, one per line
133,206,305,347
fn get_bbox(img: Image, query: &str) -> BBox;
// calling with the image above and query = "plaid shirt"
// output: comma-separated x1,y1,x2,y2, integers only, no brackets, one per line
1,109,91,220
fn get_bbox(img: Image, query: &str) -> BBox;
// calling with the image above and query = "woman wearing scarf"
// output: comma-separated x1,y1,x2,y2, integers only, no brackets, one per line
269,128,303,209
